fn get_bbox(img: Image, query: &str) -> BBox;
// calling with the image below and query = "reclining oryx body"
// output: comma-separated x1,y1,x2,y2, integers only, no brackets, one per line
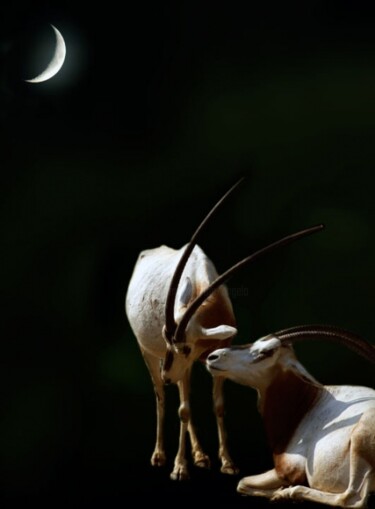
126,179,323,480
207,326,375,508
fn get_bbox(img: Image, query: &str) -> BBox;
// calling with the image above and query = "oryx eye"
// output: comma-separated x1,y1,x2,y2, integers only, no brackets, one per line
182,346,191,356
251,347,276,363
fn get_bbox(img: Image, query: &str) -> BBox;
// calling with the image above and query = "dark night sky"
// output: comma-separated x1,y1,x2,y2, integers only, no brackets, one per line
0,2,374,508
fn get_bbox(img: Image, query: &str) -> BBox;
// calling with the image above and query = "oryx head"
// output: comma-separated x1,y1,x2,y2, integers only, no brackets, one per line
161,273,238,383
159,179,324,383
206,325,375,388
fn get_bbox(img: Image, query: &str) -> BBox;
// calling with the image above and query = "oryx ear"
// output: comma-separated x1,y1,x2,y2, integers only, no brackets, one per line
251,335,281,361
258,335,282,350
174,277,194,323
177,277,193,307
201,324,238,340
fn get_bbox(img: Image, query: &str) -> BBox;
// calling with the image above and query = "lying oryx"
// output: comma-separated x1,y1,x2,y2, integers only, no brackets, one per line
207,326,375,508
126,180,323,480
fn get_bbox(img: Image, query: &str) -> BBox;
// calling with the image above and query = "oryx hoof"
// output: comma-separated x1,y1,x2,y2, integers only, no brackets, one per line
270,487,294,501
271,486,300,502
220,460,239,475
170,463,190,481
237,478,252,496
193,451,211,469
151,450,166,467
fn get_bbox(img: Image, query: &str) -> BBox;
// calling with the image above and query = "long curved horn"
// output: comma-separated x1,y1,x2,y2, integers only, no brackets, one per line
274,324,375,364
174,224,324,343
163,177,245,343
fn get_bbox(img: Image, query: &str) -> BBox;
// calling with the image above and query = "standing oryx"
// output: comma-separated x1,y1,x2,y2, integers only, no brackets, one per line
207,326,375,507
125,179,323,480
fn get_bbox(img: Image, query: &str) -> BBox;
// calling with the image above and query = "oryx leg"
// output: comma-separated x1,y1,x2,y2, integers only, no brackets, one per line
271,464,373,508
188,420,211,469
185,367,210,469
213,376,238,474
141,348,166,467
171,368,209,480
272,410,375,508
237,468,286,498
170,371,190,480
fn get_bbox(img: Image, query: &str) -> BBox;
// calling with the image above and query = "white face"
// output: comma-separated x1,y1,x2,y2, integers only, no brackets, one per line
160,319,238,384
206,335,283,387
160,344,193,384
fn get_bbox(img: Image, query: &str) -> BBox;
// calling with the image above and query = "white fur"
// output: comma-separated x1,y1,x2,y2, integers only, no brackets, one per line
207,337,375,507
126,244,238,480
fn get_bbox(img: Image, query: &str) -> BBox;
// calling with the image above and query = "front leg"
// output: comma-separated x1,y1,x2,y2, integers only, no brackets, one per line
271,485,367,508
237,468,286,498
213,376,238,475
170,373,191,480
188,421,211,469
171,370,211,479
170,419,189,480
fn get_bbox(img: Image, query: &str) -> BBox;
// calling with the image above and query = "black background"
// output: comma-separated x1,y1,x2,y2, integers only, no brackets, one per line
0,1,374,508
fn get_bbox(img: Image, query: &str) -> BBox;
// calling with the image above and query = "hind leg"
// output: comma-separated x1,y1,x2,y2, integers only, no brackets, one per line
272,409,375,508
272,462,373,508
185,368,210,469
141,349,166,467
213,376,238,474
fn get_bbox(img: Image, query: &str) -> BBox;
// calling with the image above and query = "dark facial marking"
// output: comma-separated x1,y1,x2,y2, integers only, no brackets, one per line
163,349,174,372
252,347,276,363
182,345,191,356
229,344,250,351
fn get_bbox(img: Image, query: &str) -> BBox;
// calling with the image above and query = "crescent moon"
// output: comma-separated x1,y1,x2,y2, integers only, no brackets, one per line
25,25,66,83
